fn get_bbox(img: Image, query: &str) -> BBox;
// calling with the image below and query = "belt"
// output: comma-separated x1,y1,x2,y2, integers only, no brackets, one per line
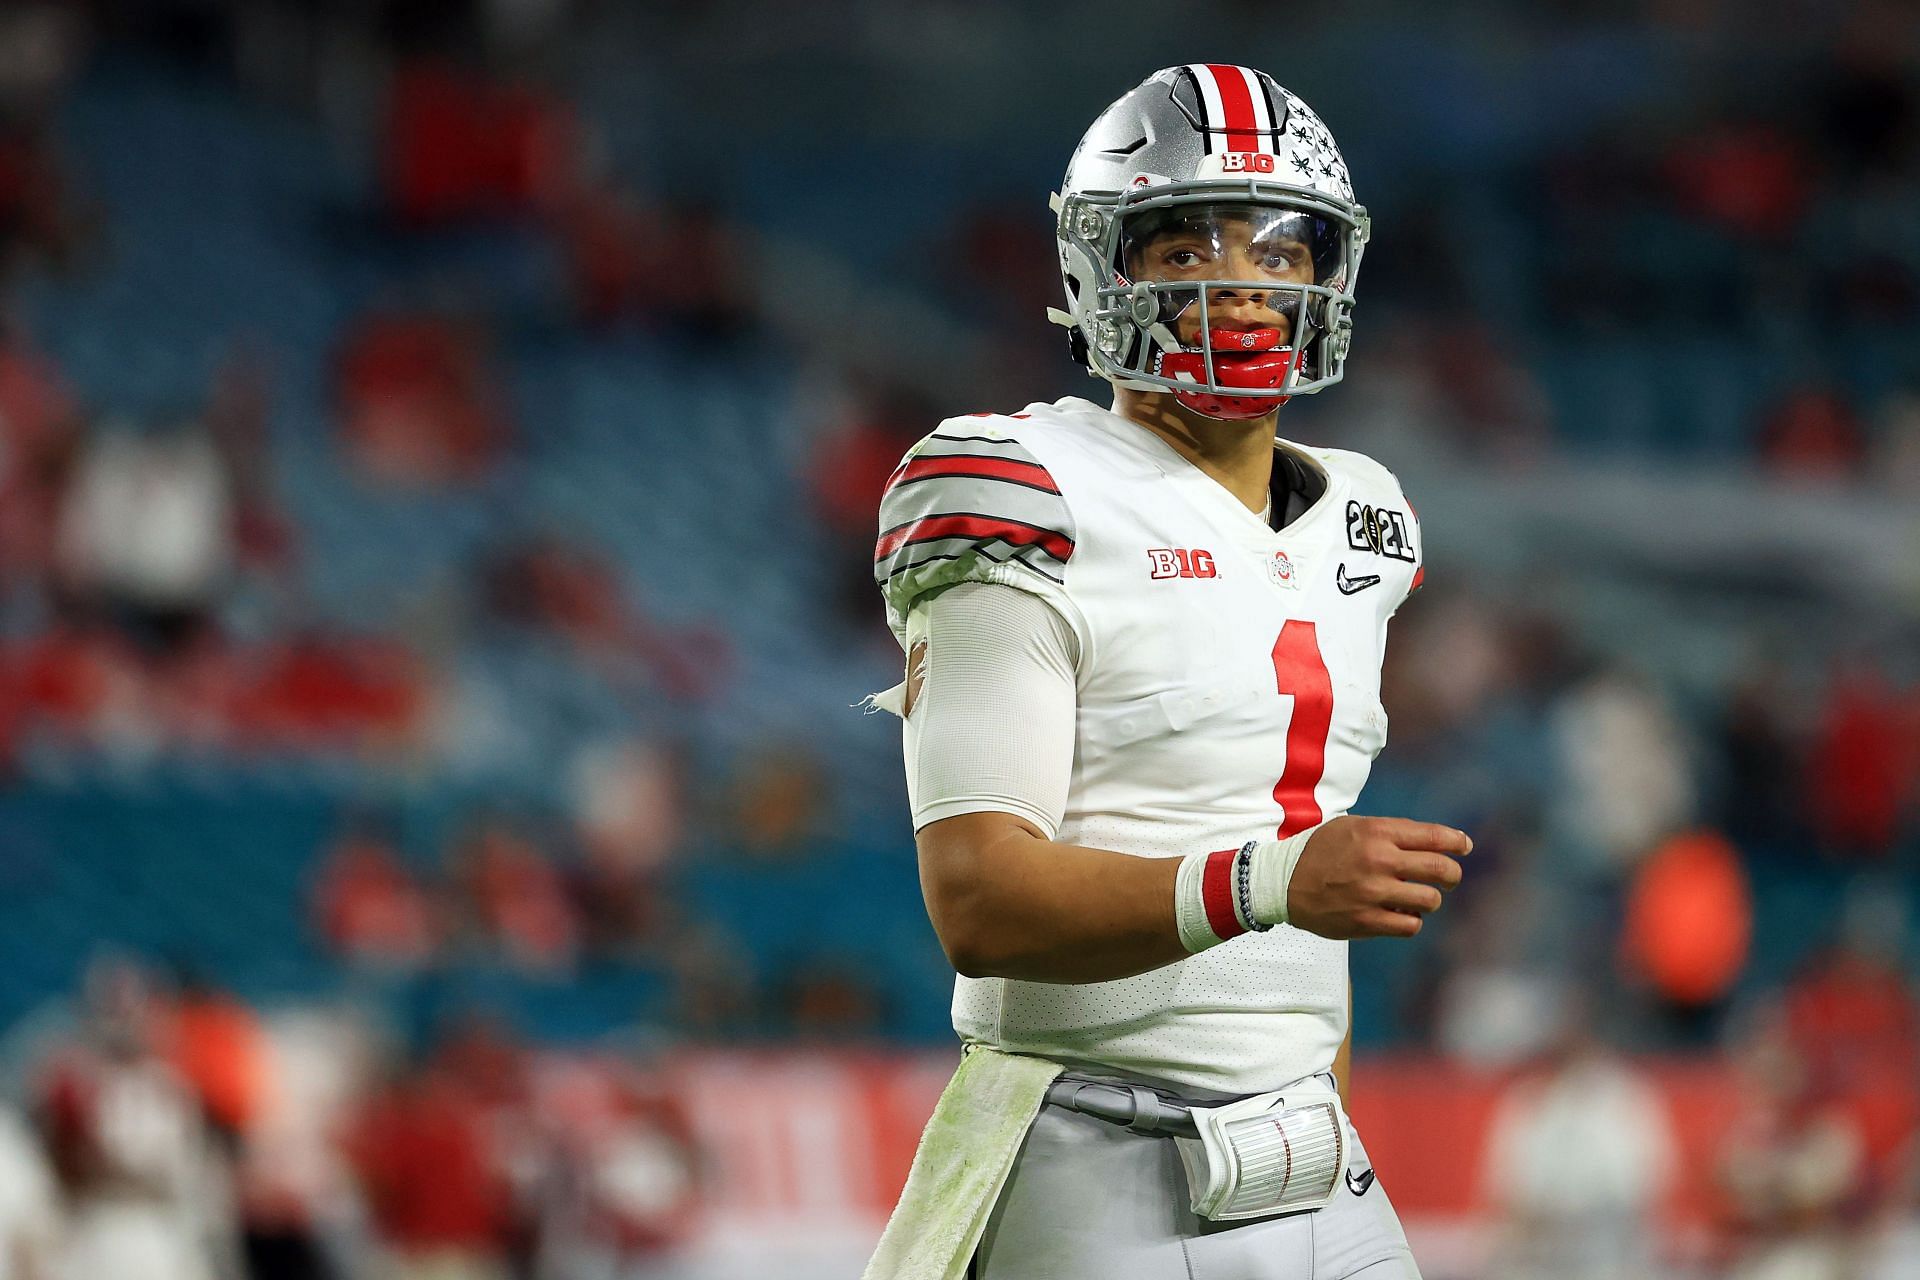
1043,1070,1341,1141
1043,1075,1202,1138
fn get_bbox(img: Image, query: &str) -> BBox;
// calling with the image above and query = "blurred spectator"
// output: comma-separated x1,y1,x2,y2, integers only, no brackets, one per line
0,316,80,597
1482,1026,1677,1280
54,417,234,654
720,745,831,864
555,190,758,341
553,179,654,328
9,618,427,758
1806,661,1918,860
8,620,137,749
1714,658,1810,853
238,631,428,752
334,307,513,488
202,347,296,585
0,115,94,282
34,958,233,1280
312,819,438,972
1665,122,1811,243
1551,667,1697,873
528,1057,699,1273
1719,1021,1872,1280
1430,871,1571,1068
450,818,580,974
163,974,268,1148
568,739,681,958
343,1053,514,1280
777,961,887,1042
1785,900,1920,1098
0,1105,56,1280
1620,829,1754,1041
479,533,730,700
1758,387,1868,483
163,977,304,1278
235,1008,367,1280
665,925,757,1038
1782,888,1920,1201
807,384,936,625
0,4,84,118
1376,590,1521,749
381,58,578,228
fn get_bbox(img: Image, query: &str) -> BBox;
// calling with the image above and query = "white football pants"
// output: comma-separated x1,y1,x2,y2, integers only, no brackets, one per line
973,1102,1422,1279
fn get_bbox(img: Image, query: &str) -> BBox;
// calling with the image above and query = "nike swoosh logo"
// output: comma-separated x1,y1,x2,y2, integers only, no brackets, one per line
1346,1167,1377,1196
1336,564,1382,595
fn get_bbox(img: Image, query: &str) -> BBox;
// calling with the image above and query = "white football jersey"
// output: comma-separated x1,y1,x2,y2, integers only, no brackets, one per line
875,396,1424,1094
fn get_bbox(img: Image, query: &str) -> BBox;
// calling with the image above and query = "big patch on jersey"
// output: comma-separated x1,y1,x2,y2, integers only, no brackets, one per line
875,430,1076,618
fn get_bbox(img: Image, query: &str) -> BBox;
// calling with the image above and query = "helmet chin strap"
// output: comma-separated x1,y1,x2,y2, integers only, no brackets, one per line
1153,328,1304,420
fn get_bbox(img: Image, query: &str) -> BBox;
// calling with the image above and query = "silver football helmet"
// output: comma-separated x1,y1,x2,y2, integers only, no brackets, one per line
1050,65,1369,418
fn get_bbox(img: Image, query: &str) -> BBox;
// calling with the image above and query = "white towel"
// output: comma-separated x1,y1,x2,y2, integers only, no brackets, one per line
862,1046,1065,1280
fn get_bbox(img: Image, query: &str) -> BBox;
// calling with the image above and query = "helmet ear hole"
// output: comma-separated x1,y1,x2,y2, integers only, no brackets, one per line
1067,326,1091,370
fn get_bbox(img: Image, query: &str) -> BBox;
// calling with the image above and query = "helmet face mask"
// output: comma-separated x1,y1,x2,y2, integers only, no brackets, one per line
1053,66,1370,419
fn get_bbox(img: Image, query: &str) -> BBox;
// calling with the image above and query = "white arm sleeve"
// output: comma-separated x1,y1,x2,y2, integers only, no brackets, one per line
902,580,1079,839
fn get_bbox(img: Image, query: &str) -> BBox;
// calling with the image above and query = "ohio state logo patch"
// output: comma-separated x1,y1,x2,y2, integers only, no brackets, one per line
1266,550,1300,589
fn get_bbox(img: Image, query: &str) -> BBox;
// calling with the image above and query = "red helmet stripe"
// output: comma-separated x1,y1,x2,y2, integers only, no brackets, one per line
1204,63,1262,152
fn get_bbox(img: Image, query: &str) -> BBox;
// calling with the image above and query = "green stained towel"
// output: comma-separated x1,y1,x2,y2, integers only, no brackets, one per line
863,1046,1065,1280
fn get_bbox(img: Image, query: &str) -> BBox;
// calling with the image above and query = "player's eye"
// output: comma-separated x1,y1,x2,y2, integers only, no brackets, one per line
1163,247,1206,269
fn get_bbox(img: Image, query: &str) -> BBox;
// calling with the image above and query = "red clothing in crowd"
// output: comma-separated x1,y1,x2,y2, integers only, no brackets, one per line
335,311,512,487
383,62,577,226
313,832,436,967
1807,668,1918,856
165,991,269,1138
345,1077,512,1255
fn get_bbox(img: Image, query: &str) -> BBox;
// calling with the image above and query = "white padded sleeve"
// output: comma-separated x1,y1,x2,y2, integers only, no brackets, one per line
903,581,1079,839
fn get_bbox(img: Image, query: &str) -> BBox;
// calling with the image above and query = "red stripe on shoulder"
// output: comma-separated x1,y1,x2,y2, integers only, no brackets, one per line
874,513,1074,564
885,454,1060,495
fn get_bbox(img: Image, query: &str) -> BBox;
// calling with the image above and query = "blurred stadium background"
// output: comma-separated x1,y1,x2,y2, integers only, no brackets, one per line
0,1,1914,1277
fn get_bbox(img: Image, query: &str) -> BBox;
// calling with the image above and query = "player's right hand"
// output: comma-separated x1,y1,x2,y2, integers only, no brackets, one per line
1286,816,1471,940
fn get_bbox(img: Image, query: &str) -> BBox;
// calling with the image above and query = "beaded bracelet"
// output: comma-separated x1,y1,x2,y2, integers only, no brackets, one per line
1234,841,1273,934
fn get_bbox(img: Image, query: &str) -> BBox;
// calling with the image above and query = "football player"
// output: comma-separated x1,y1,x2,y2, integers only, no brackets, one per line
865,66,1471,1280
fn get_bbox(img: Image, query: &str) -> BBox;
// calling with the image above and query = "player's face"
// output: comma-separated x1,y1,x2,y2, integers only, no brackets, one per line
1123,208,1318,347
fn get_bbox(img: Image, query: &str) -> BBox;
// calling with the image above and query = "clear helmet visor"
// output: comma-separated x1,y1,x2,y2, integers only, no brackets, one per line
1118,201,1346,347
1121,202,1346,288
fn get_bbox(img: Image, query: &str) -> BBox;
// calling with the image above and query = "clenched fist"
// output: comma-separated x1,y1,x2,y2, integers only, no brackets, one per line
1286,816,1472,940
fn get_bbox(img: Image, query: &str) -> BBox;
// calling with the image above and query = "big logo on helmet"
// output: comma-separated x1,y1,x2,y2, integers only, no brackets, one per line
1220,152,1276,174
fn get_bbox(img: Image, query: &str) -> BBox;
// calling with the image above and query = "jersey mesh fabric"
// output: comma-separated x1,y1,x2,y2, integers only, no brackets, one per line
904,582,1079,839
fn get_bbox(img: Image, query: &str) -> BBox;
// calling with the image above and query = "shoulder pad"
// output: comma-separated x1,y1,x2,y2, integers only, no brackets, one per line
874,422,1076,618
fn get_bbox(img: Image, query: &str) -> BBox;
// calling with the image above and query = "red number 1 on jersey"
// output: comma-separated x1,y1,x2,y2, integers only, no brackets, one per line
1270,620,1333,837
